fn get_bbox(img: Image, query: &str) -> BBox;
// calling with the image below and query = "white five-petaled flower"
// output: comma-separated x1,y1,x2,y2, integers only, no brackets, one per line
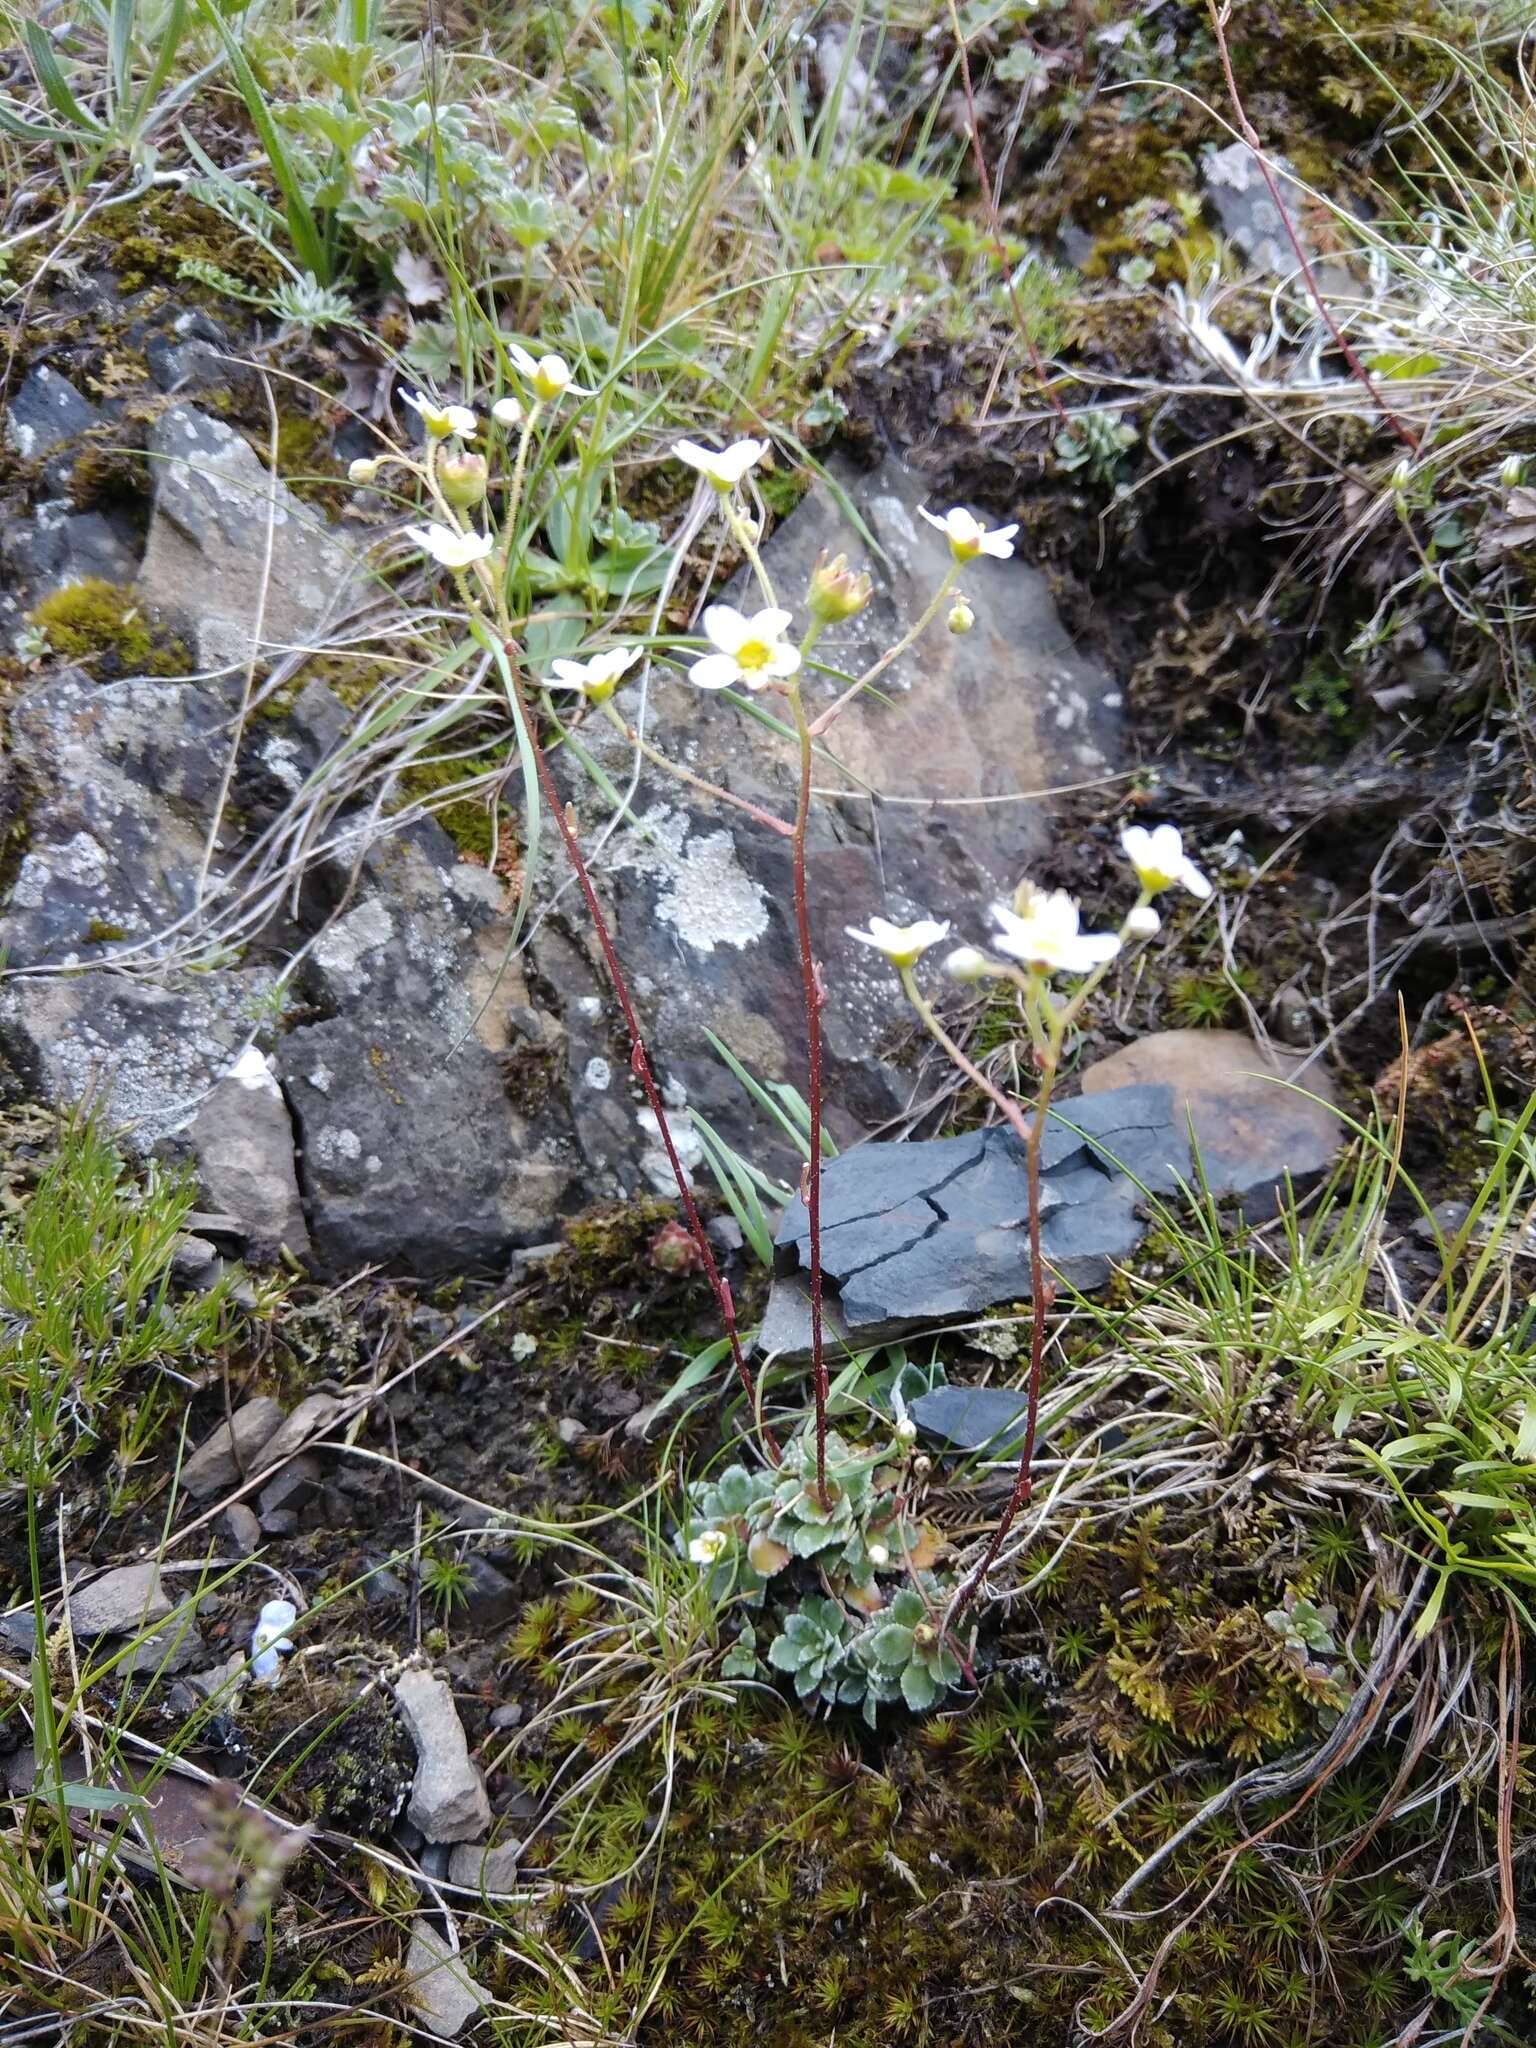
545,645,643,704
492,395,524,428
918,505,1018,563
1120,823,1212,900
507,344,588,402
402,388,477,439
689,1529,729,1565
403,521,495,570
250,1598,297,1686
846,915,950,969
673,437,769,491
688,604,801,691
991,886,1122,977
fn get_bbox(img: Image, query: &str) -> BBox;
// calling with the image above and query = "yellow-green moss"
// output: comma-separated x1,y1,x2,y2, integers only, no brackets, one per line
27,580,189,678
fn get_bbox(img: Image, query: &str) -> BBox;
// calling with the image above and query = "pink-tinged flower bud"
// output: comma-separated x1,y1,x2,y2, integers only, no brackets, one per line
807,549,873,623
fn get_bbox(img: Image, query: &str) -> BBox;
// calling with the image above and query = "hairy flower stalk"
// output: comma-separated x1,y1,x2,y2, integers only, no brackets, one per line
503,646,777,1461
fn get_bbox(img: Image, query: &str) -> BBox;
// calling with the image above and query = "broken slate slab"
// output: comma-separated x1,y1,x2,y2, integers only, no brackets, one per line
759,1083,1188,1358
910,1385,1030,1455
392,1667,492,1844
1080,1030,1342,1223
188,1048,310,1265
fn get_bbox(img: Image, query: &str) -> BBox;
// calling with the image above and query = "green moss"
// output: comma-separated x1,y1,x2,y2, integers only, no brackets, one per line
27,579,189,678
397,753,502,862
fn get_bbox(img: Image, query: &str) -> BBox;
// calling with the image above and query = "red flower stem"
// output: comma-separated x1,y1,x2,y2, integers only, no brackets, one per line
787,681,829,1502
898,972,1054,1622
1205,0,1420,455
503,648,778,1461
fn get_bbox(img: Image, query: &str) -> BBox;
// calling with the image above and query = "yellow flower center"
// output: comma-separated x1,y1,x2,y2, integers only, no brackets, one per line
736,637,772,671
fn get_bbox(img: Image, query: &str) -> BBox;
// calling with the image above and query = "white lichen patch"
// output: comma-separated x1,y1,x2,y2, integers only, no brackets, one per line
312,898,394,983
613,804,768,956
584,1056,612,1092
637,1104,703,1193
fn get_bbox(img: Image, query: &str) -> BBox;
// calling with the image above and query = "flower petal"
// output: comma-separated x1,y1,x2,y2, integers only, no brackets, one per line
688,652,742,690
701,604,749,654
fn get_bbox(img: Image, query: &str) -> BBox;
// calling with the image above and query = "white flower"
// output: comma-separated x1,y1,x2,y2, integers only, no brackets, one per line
250,1598,297,1685
507,344,589,402
918,505,1018,563
867,1543,890,1568
347,457,380,485
689,1529,729,1565
403,521,495,570
402,389,477,439
688,604,801,691
1120,823,1212,900
674,437,769,490
846,914,950,969
492,395,524,428
944,945,1000,983
545,645,643,703
1125,904,1162,937
991,886,1122,977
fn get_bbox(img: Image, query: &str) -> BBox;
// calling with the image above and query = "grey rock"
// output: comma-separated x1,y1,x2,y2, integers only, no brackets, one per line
223,1503,261,1555
459,1555,518,1627
2,503,142,602
759,1085,1187,1357
404,1920,484,2039
145,310,235,396
0,660,278,1147
1079,1030,1343,1222
911,1385,1029,1454
488,1702,523,1732
276,824,573,1274
0,1607,38,1655
364,1564,409,1606
64,1563,172,1637
535,451,1125,1196
171,1234,222,1287
555,1416,586,1447
392,1667,492,1844
189,1050,309,1263
448,1837,522,1893
180,1397,284,1501
256,1446,323,1523
119,1622,207,1677
259,1509,299,1537
252,1395,343,1475
1203,141,1312,277
6,366,102,461
136,404,362,669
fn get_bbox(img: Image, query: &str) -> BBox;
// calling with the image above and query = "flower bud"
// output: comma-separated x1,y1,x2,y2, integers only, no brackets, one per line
944,945,997,983
1126,904,1161,938
895,1415,918,1443
439,451,489,510
1390,457,1412,494
807,549,873,624
947,598,976,634
348,457,380,486
867,1542,890,1567
1500,454,1524,489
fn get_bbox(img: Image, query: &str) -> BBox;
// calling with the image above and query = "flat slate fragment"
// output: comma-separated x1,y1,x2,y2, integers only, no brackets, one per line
760,1083,1188,1359
910,1385,1030,1454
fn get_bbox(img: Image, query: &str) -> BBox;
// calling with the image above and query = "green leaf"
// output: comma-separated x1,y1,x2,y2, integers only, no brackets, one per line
867,1622,914,1667
766,1633,803,1672
189,0,329,279
36,1777,148,1813
888,1588,925,1628
23,22,104,133
900,1663,939,1712
651,1336,733,1420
